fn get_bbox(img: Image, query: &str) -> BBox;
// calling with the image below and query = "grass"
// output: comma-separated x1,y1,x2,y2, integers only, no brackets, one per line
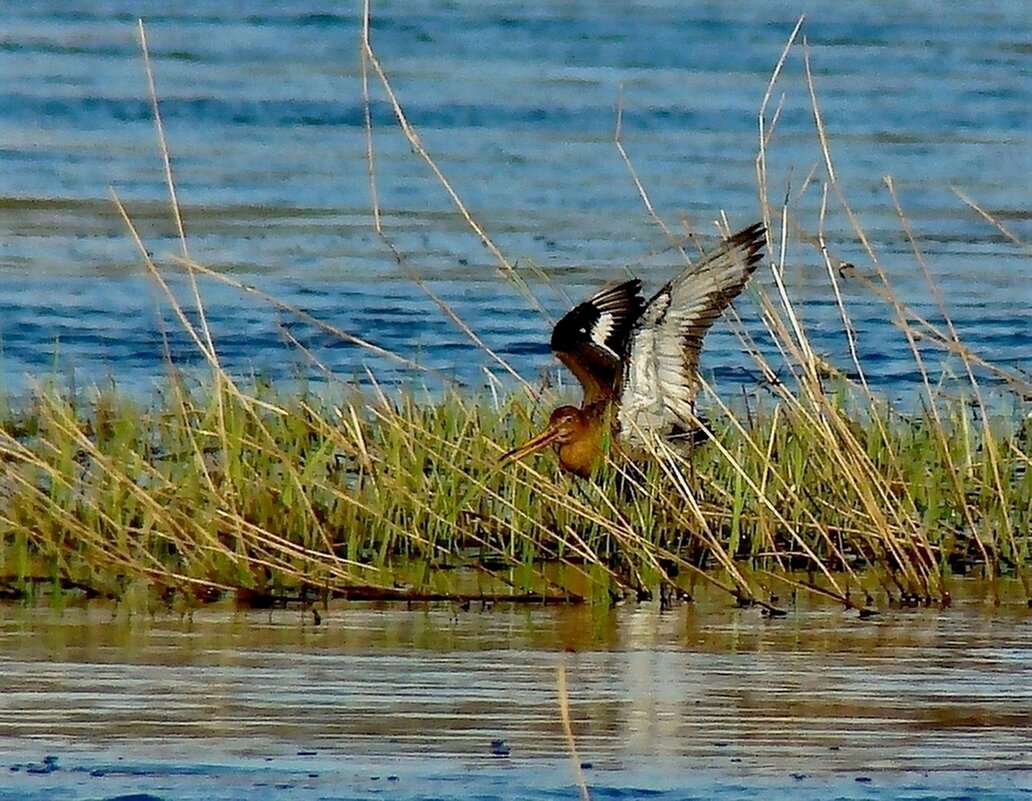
0,12,1028,613
0,369,1028,612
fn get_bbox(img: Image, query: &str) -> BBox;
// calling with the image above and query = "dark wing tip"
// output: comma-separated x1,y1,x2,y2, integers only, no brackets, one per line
550,277,645,405
590,277,644,311
550,277,645,354
727,222,766,270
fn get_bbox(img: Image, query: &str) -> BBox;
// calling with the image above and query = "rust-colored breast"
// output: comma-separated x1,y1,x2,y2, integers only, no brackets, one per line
556,411,607,477
557,437,601,478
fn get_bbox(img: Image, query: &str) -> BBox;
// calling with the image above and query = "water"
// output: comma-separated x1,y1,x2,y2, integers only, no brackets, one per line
1,587,1030,800
0,2,1028,400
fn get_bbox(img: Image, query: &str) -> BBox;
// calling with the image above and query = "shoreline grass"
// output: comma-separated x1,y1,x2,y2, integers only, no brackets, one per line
1,11,1029,614
0,372,1027,612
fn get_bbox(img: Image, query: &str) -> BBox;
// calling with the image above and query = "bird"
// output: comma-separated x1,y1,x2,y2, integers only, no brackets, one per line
501,222,765,478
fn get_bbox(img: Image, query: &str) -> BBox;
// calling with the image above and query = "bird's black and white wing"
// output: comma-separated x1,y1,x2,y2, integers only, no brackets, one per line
616,223,765,447
550,278,645,405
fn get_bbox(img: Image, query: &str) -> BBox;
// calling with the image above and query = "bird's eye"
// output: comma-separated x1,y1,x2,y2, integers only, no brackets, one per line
578,327,587,334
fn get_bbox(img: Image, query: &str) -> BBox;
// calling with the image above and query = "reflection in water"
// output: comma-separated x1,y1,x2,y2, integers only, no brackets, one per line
0,581,1029,799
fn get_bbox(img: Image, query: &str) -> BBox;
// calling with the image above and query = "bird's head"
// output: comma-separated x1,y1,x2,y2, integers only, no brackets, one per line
500,405,586,465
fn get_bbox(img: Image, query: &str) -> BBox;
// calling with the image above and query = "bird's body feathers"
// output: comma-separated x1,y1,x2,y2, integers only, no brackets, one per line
503,222,765,475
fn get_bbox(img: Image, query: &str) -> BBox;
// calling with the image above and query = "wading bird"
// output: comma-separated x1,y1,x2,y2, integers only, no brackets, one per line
501,223,765,477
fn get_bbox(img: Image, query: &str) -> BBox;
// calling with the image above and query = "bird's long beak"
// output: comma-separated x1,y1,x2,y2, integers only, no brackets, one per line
500,422,563,465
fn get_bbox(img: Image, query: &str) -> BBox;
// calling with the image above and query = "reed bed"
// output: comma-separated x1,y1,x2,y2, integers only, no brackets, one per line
1,361,1027,612
0,13,1028,613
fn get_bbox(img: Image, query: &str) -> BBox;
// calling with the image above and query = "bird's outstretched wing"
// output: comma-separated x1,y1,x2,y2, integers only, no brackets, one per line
551,278,645,405
616,223,765,446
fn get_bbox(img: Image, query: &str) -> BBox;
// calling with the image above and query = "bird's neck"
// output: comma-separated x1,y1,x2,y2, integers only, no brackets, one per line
557,402,613,478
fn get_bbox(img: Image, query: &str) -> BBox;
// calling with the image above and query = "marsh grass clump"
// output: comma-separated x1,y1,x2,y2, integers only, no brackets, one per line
0,369,1028,612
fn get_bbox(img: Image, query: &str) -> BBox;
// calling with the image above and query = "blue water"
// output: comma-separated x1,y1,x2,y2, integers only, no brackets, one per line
0,1,1029,399
1,595,1030,800
3,753,1029,801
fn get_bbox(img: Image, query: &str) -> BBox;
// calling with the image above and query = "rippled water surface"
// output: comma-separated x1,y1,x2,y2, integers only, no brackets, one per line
1,586,1030,800
0,1,1029,399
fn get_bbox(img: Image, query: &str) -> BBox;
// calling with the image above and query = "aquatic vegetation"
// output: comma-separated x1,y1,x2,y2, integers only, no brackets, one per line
0,360,1027,612
0,14,1028,613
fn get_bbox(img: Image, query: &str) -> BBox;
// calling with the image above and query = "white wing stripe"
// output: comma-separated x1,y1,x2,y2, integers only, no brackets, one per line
591,312,617,358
